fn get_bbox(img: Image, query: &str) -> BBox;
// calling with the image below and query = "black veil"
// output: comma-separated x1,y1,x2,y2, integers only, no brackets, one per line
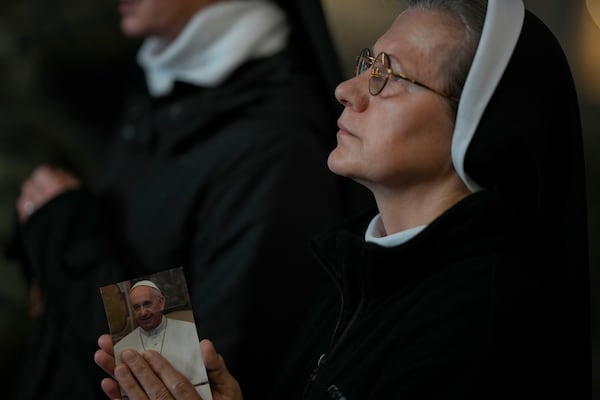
452,0,589,390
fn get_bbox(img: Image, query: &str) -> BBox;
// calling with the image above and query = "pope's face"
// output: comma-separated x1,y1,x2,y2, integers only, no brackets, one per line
129,286,165,331
328,8,463,196
118,0,215,42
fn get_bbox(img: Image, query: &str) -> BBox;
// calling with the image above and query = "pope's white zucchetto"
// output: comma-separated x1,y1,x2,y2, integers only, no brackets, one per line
129,279,162,295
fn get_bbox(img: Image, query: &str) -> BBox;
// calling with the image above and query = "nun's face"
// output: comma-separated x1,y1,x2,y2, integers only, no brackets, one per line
328,8,463,196
118,0,216,42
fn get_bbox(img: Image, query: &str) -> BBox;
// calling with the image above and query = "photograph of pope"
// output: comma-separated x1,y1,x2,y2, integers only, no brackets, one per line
100,269,211,400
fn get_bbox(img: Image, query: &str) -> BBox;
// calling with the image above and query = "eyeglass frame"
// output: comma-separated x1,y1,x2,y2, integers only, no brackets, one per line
355,48,459,102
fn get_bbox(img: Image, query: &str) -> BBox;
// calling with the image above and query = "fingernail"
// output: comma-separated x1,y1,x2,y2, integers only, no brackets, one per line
121,349,138,363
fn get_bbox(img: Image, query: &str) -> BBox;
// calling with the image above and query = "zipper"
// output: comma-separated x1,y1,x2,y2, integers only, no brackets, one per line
304,353,328,396
302,273,366,399
326,385,348,400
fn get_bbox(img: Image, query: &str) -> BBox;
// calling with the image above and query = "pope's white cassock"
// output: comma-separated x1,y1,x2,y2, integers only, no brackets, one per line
115,315,212,399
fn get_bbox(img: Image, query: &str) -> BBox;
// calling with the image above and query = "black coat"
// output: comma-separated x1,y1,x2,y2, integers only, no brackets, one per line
271,191,566,399
14,50,349,400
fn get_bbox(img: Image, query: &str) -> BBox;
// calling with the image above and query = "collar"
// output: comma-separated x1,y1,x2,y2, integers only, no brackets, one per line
119,50,298,156
137,0,289,97
364,214,426,247
311,191,506,295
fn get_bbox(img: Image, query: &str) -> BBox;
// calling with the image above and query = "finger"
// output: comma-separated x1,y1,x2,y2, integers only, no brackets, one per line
143,350,200,399
55,168,82,188
200,339,243,399
32,164,51,178
35,167,81,198
46,167,81,190
200,340,223,373
99,334,115,356
15,196,39,223
120,349,173,400
15,197,27,223
16,179,39,222
100,377,123,400
114,362,152,400
95,349,116,377
15,165,51,222
95,335,116,376
18,178,35,200
16,171,53,219
30,166,54,199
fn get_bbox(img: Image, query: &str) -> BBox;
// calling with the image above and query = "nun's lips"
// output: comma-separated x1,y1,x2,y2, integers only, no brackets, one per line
337,121,358,138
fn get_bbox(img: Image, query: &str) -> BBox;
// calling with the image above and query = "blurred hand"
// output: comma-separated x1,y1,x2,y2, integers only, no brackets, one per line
95,335,243,400
16,164,81,223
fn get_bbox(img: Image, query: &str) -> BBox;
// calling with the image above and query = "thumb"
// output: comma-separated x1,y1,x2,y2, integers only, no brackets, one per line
200,339,230,375
200,339,244,400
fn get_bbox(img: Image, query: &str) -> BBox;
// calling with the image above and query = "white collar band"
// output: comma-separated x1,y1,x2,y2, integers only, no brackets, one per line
137,1,290,97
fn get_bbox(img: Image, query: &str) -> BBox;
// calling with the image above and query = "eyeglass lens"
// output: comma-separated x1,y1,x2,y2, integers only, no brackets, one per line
355,49,389,96
369,53,388,95
355,48,371,76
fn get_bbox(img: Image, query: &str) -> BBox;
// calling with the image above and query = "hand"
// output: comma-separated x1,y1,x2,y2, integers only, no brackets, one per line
16,164,81,223
95,335,244,400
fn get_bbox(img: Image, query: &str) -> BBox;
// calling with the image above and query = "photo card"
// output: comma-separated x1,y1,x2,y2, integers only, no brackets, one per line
100,267,212,400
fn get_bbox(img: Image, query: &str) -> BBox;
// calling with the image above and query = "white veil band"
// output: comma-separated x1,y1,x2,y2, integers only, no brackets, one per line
451,0,524,193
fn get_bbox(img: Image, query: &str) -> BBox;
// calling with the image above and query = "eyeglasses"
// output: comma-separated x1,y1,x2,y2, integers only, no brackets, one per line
355,48,459,102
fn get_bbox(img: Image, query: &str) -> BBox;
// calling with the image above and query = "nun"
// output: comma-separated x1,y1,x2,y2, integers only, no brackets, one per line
95,0,589,398
12,0,355,399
